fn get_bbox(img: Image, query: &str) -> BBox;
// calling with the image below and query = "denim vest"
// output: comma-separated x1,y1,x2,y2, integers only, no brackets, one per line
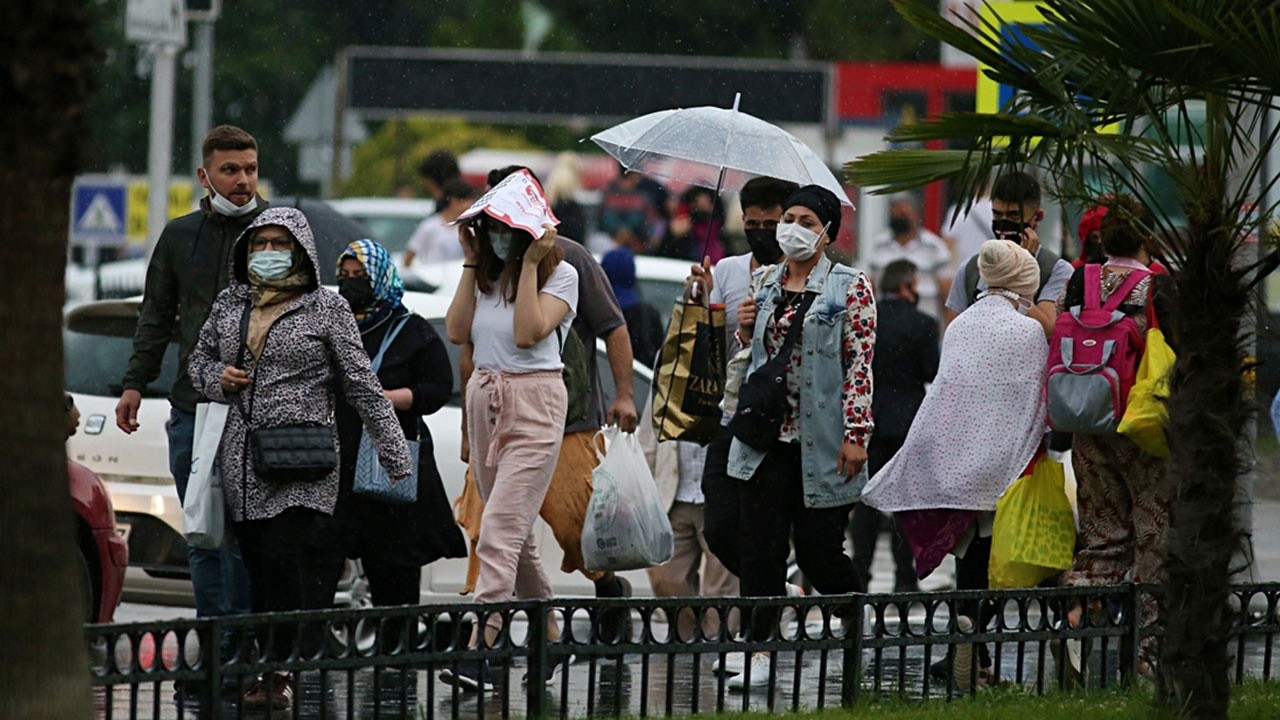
727,255,871,509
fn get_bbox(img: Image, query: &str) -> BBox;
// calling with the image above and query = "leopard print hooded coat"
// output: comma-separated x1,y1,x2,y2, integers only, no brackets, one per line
189,207,412,522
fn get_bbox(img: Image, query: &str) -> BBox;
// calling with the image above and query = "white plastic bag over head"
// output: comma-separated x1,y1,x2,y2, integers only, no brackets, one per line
581,426,674,572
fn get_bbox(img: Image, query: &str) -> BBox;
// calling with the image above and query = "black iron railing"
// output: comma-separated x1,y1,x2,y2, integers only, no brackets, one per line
86,583,1280,719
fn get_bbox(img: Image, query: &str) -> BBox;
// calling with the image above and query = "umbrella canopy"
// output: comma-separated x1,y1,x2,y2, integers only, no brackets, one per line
590,104,853,207
280,197,375,284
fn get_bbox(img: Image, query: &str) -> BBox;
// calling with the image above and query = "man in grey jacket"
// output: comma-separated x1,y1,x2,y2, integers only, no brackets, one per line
115,125,266,671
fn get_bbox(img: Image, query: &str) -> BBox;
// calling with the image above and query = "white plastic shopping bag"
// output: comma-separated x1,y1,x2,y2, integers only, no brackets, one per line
581,426,674,572
183,402,229,549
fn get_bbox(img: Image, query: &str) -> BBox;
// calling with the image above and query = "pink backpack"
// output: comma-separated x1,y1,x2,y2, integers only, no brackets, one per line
1046,264,1150,434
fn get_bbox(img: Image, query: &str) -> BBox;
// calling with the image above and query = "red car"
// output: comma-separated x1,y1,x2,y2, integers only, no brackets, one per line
70,460,128,623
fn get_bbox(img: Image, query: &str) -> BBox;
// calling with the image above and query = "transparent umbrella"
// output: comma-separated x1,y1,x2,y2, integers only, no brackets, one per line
589,94,854,207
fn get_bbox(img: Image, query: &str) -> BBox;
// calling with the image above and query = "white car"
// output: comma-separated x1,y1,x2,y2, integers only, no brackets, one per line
64,292,655,605
411,254,692,310
327,197,435,256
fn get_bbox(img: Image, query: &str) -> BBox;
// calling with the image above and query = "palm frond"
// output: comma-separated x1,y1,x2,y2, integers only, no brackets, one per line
845,150,993,196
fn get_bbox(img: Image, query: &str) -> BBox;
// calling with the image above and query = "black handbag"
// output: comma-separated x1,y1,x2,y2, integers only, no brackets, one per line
234,302,337,484
249,424,338,484
728,291,816,451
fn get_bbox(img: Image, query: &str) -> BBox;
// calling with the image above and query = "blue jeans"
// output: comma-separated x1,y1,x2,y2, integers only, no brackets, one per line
169,406,252,658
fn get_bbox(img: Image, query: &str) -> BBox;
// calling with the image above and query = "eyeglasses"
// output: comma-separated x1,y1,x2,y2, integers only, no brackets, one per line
249,236,295,251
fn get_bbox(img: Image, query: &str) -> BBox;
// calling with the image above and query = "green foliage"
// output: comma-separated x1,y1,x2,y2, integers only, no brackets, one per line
341,118,538,197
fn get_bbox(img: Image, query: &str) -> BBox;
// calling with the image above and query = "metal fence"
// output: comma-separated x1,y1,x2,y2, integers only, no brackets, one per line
87,583,1280,720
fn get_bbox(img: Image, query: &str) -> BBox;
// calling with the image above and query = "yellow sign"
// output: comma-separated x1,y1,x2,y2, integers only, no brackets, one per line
975,1,1119,137
126,180,197,246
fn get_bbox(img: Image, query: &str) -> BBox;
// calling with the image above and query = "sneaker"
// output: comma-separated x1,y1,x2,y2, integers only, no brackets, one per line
715,651,746,676
241,672,293,712
522,654,574,686
440,659,493,692
597,577,634,643
727,653,772,691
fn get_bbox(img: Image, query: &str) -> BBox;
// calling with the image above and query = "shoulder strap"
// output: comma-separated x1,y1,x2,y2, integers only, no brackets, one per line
773,292,818,360
1035,248,1059,295
236,300,252,368
964,254,980,305
1101,269,1151,313
1083,264,1103,310
369,313,412,374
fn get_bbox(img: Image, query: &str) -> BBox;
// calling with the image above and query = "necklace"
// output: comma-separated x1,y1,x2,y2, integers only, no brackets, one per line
977,288,1022,305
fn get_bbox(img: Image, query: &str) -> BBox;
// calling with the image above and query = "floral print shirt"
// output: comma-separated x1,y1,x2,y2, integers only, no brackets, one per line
764,267,876,448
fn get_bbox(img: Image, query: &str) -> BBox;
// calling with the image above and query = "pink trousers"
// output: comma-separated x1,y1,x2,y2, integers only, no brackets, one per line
466,368,567,621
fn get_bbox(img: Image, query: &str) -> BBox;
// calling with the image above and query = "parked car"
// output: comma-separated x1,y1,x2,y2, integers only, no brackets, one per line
64,292,655,605
327,197,435,256
70,459,129,623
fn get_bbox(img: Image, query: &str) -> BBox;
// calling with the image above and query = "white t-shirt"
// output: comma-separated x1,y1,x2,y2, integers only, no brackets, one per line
407,214,464,263
944,198,993,265
865,229,951,319
709,252,754,340
471,263,579,372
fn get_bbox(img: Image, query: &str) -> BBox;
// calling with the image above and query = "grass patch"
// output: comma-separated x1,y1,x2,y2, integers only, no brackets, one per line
706,681,1280,719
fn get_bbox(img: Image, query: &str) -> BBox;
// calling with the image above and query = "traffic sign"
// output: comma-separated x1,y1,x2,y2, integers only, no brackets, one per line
126,0,186,46
126,180,195,247
975,2,1049,116
71,179,127,246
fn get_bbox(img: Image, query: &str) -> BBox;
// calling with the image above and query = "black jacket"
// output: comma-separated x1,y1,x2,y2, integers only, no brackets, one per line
122,196,268,411
331,310,467,566
870,296,940,439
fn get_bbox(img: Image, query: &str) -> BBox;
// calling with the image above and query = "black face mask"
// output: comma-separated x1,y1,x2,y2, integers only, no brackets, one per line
744,228,782,264
338,276,377,313
991,219,1031,241
889,216,912,235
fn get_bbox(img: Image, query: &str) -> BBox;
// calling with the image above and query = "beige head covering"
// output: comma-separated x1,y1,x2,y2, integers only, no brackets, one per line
978,239,1039,297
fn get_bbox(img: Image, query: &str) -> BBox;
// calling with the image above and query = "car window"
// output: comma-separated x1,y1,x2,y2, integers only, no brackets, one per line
64,315,179,398
349,216,421,255
637,278,684,308
427,318,649,415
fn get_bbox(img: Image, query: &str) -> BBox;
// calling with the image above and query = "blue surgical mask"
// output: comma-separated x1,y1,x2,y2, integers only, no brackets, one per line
249,250,293,281
490,230,515,261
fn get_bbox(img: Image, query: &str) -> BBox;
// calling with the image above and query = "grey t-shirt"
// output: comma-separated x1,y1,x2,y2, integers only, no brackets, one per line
709,252,754,343
557,237,627,434
944,248,1073,314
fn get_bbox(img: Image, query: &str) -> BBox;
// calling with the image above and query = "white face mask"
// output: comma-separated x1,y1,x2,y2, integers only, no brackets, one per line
776,221,829,261
209,185,258,217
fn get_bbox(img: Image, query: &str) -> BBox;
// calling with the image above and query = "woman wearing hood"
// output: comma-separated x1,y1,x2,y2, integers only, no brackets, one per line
189,207,411,711
321,239,467,609
860,239,1048,689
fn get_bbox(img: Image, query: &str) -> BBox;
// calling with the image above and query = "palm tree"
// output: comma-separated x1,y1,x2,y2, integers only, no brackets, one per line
848,1,1280,716
0,2,98,718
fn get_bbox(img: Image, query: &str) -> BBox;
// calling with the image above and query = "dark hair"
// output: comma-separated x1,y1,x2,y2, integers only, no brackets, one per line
991,171,1042,208
739,177,799,213
202,125,256,165
880,259,918,296
441,178,475,204
471,218,563,303
417,150,459,185
487,165,541,189
1100,195,1153,258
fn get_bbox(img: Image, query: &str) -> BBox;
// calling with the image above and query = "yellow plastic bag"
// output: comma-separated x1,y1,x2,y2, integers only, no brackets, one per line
989,455,1076,589
1117,327,1174,457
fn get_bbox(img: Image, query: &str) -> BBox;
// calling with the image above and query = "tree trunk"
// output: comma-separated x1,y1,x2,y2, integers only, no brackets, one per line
1158,198,1249,716
0,3,98,719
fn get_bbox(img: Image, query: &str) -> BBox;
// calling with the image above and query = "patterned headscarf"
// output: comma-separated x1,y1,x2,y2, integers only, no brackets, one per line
337,238,404,329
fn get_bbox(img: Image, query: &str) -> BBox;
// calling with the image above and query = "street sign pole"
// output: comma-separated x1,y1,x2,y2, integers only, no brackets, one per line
146,42,178,261
190,21,214,176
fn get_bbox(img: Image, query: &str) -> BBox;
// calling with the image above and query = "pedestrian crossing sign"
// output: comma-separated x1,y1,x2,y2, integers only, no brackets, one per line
974,2,1050,116
71,180,127,245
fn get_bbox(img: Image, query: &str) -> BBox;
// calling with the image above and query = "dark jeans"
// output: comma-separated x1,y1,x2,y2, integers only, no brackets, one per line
850,434,917,588
700,426,741,577
235,508,336,660
738,442,862,640
169,406,252,659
